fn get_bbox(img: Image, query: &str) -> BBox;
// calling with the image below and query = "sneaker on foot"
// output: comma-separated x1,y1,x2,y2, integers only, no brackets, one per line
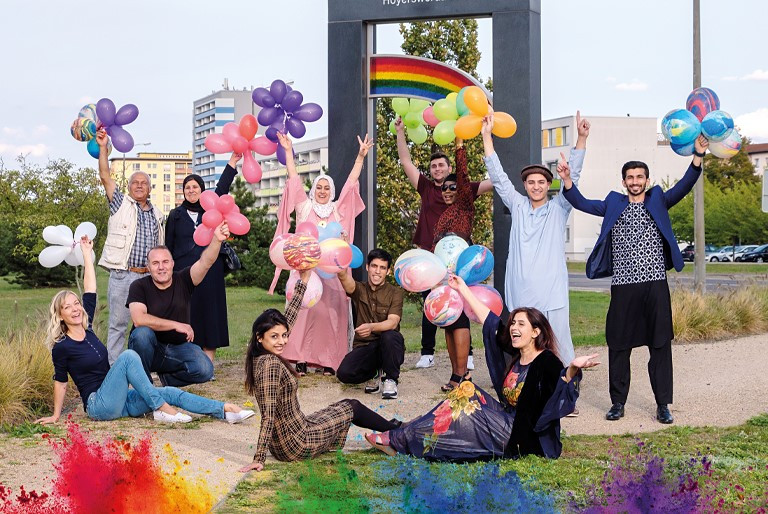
467,355,475,371
153,410,192,423
226,409,256,424
415,355,434,368
381,379,398,399
364,371,381,394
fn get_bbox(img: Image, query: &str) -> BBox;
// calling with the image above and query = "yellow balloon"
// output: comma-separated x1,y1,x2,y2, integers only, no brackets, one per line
446,92,458,105
492,112,517,138
463,86,488,117
454,115,483,139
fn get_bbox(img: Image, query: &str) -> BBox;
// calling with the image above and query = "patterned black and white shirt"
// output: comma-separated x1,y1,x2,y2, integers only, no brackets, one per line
610,202,666,285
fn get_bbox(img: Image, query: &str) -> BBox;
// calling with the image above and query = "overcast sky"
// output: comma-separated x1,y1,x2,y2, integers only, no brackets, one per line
1,0,765,168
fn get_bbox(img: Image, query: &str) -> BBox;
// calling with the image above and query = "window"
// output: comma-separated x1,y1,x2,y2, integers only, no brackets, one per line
163,184,171,192
164,173,171,181
542,126,568,148
164,164,171,171
164,194,170,202
133,163,140,171
176,163,187,169
164,204,170,212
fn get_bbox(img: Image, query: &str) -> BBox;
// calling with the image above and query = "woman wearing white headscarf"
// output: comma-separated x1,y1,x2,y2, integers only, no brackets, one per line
270,132,372,375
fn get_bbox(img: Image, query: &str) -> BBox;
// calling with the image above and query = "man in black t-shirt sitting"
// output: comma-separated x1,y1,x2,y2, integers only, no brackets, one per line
127,221,229,386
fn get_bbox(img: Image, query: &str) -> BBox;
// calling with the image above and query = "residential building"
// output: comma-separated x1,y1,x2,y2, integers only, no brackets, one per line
746,143,768,213
109,151,193,215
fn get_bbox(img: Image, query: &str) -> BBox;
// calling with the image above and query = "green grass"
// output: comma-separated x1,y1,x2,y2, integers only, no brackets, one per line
567,260,768,275
0,421,62,438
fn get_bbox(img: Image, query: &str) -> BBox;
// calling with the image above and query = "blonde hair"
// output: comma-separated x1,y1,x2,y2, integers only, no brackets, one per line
46,290,89,349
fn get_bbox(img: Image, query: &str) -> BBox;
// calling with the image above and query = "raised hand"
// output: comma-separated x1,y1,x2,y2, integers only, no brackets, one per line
214,221,230,242
447,273,467,291
80,235,93,253
276,132,292,151
481,113,495,138
229,152,243,166
357,133,374,158
576,110,590,138
96,129,109,148
394,117,405,134
556,151,571,181
694,134,709,154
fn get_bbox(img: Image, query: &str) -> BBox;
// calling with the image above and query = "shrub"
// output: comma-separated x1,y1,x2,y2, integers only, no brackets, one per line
672,286,768,342
0,328,54,424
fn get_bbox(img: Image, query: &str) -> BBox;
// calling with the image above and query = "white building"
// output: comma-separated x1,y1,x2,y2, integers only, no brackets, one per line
746,143,768,213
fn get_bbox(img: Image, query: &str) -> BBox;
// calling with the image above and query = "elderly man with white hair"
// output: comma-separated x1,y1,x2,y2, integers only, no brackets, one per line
95,129,165,364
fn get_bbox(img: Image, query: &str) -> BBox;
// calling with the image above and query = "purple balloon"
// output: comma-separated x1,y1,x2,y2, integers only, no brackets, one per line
252,87,276,108
96,98,116,127
114,104,139,126
293,103,323,122
286,117,306,138
281,90,304,113
270,117,286,133
257,106,281,126
109,125,134,153
270,79,288,104
265,127,280,143
276,145,296,166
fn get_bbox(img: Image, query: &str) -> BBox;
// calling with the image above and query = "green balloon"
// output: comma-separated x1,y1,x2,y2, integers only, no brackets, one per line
456,87,470,116
404,112,422,129
433,99,458,121
408,124,428,144
409,99,430,113
389,119,397,135
392,97,410,117
433,120,457,145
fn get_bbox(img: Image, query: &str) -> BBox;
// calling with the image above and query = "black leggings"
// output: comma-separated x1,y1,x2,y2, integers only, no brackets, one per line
341,399,400,432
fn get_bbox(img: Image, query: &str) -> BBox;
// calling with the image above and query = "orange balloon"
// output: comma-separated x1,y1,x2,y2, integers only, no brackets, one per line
463,86,488,117
492,112,517,138
454,114,483,139
239,114,259,140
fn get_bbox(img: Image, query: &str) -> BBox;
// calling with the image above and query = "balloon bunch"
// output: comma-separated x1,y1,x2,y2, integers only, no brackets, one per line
394,237,500,327
97,98,139,154
389,98,432,144
661,87,742,159
204,114,277,183
71,103,111,159
38,222,97,268
192,191,251,246
252,79,323,165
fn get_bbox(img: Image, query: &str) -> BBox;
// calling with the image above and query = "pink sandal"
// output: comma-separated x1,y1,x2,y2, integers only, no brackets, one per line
365,432,396,456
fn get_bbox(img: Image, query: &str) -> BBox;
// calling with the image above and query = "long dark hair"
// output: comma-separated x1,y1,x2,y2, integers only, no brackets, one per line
497,307,559,373
244,309,298,395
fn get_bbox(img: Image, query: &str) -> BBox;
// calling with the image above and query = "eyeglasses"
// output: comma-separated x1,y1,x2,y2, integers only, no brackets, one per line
441,184,457,192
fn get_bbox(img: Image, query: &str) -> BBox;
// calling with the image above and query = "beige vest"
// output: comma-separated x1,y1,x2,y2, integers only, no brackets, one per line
98,194,165,270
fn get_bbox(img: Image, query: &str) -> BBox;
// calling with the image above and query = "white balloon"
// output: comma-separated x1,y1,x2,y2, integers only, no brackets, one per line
39,246,72,268
43,225,72,246
74,221,97,240
64,249,80,266
55,225,74,241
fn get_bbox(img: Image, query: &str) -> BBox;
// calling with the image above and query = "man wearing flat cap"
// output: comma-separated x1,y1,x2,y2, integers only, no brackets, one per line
480,111,589,382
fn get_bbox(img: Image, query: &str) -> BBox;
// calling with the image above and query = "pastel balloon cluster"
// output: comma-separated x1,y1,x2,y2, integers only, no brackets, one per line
38,222,97,268
204,114,275,183
252,79,323,165
192,191,250,246
270,221,361,280
389,98,432,144
71,103,112,159
661,87,742,159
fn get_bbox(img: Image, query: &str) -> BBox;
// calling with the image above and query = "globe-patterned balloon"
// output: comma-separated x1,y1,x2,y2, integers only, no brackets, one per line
424,285,464,327
686,87,720,122
434,235,469,272
394,249,447,293
78,103,99,125
87,138,112,159
670,140,695,157
701,110,734,142
659,110,676,140
70,118,97,142
709,129,741,159
455,245,494,285
463,284,503,323
282,235,321,271
661,109,701,146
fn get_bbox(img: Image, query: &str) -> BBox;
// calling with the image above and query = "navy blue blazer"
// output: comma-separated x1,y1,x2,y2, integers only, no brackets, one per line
562,162,701,279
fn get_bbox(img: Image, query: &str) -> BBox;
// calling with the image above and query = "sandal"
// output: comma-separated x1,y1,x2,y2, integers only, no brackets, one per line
365,432,396,456
322,367,335,376
441,373,463,392
295,362,307,376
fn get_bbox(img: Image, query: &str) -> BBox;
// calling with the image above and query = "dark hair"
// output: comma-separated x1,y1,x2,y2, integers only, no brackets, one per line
621,161,649,179
367,248,393,268
443,173,457,184
430,151,451,168
244,309,297,395
497,307,559,372
147,245,172,260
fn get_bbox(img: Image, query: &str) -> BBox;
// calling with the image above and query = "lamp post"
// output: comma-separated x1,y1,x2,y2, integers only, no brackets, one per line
121,142,152,185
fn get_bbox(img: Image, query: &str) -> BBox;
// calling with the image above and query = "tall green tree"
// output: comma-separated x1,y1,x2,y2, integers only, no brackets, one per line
703,136,758,190
375,20,493,264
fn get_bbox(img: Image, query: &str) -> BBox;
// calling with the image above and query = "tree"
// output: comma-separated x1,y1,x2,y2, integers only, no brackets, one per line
702,136,759,190
375,20,493,265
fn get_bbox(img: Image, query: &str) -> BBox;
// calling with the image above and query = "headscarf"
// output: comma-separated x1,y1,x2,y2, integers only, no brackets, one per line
309,173,336,219
181,174,206,213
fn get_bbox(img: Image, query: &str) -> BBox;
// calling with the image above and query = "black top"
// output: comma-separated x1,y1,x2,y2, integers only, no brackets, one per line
51,293,110,412
126,267,195,345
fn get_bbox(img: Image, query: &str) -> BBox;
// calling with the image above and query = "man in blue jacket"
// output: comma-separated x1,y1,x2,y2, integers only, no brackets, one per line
557,135,709,424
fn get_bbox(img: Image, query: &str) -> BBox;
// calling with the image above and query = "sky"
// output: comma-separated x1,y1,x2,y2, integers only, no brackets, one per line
0,0,766,169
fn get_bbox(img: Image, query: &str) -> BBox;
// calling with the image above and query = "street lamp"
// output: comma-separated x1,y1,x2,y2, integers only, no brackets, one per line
121,142,152,185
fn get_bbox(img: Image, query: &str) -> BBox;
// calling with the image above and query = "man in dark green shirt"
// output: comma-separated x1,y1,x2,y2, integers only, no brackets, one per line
336,248,404,399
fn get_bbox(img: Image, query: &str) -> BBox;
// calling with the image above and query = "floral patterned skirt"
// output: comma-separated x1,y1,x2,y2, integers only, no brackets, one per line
389,382,514,462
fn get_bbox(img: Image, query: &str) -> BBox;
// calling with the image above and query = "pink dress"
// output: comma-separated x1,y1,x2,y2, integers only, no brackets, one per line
272,175,365,370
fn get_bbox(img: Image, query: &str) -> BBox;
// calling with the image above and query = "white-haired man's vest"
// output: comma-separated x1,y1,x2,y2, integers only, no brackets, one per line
98,194,165,270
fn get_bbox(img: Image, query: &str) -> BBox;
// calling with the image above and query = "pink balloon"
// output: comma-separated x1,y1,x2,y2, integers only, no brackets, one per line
317,238,353,274
285,270,323,309
225,212,251,235
463,284,503,323
250,136,278,155
193,225,214,246
222,122,240,143
270,234,292,270
199,190,219,211
423,106,440,127
202,210,223,228
296,221,319,239
232,136,249,154
205,134,232,154
242,153,262,183
216,194,236,214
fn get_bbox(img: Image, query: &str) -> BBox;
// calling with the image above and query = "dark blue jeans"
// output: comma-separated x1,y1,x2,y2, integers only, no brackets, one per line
128,327,214,387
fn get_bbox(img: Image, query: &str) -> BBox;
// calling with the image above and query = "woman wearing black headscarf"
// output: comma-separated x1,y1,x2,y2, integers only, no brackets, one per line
165,153,241,371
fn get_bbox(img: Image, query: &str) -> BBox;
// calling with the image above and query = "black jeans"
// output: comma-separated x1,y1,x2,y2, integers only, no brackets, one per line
608,342,673,405
337,330,405,383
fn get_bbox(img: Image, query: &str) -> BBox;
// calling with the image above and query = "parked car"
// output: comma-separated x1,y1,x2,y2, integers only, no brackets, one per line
708,245,751,262
740,244,768,263
681,244,718,262
733,245,759,262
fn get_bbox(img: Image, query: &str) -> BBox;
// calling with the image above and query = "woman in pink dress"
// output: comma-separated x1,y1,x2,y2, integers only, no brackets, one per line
271,132,372,375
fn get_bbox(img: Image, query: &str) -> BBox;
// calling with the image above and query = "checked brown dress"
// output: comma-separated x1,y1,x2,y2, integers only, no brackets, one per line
251,281,355,464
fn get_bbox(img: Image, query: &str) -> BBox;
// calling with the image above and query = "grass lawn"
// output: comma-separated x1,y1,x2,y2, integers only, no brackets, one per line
567,260,768,275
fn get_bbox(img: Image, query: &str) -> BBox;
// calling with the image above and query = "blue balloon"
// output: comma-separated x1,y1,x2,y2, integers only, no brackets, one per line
455,245,494,285
317,225,330,241
87,138,99,159
315,269,335,279
325,221,343,239
350,244,364,269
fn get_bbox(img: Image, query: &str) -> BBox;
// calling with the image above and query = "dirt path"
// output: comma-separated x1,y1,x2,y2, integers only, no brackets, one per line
2,333,767,506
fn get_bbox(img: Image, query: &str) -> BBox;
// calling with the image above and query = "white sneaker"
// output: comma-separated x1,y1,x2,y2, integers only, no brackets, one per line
381,379,398,399
467,355,475,371
153,410,193,423
364,370,381,394
415,355,434,368
225,409,256,424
